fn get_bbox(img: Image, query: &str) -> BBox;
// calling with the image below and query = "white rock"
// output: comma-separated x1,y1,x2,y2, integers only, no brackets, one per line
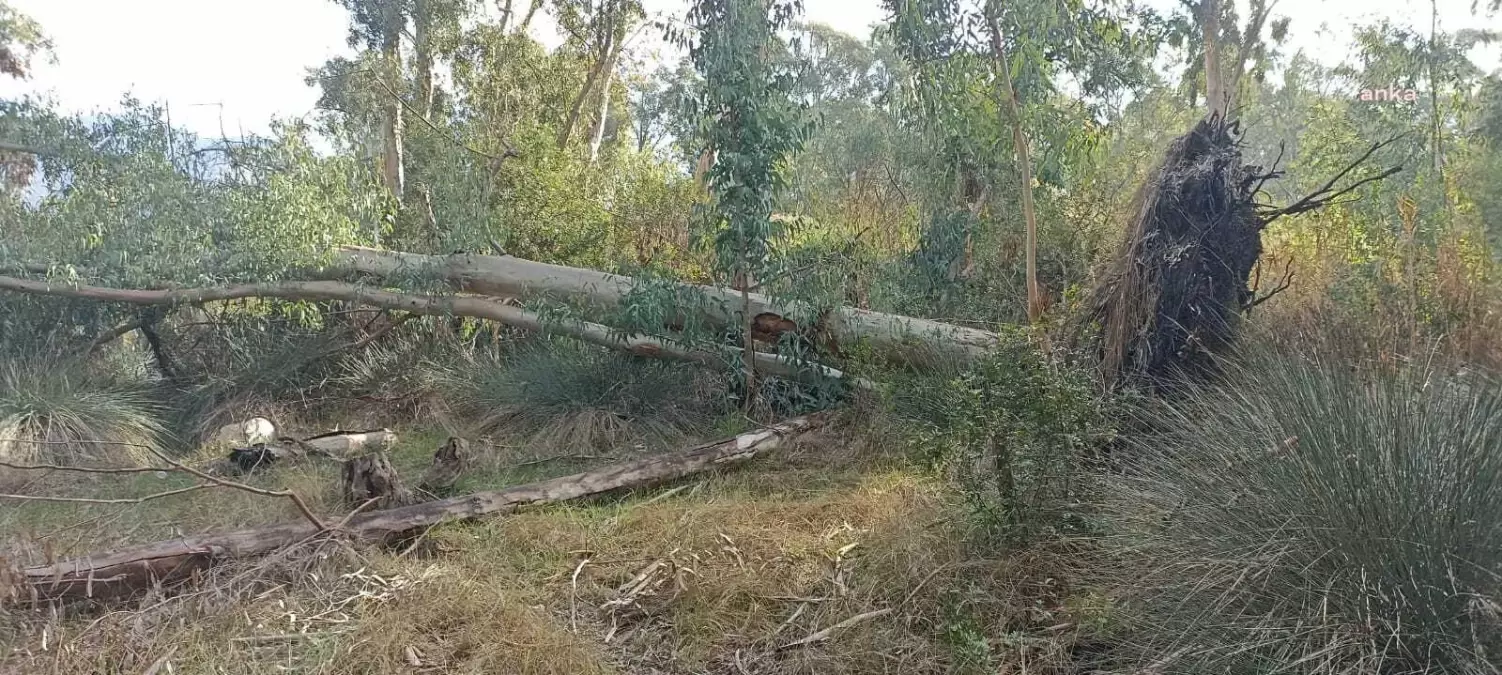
215,417,277,447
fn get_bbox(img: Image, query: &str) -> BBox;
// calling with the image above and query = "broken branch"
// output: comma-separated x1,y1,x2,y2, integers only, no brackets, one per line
9,413,829,604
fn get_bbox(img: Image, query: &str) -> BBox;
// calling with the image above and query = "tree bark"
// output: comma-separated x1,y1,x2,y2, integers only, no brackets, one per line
413,0,436,119
0,275,865,389
558,42,610,150
587,36,620,165
331,246,999,364
380,0,407,200
8,414,828,604
986,13,1045,323
519,0,543,32
1225,0,1272,115
418,437,470,497
341,452,415,509
1201,0,1226,119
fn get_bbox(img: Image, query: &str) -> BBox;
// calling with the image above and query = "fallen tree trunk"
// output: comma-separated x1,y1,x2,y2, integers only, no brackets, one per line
0,276,865,390
7,414,828,604
333,246,998,364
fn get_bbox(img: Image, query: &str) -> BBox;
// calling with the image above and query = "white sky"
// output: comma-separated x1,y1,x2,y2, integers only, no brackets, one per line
1,0,1498,140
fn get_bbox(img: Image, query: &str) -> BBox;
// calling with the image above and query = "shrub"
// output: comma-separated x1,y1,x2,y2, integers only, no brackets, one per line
433,337,725,453
1105,349,1502,673
0,357,164,469
915,329,1110,546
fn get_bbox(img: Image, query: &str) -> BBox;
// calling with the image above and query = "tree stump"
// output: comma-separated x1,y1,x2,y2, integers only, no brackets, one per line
341,452,414,509
418,437,470,497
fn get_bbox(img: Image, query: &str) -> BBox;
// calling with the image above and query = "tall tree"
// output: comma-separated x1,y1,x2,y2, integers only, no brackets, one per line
984,5,1044,322
556,0,644,154
682,0,811,408
885,0,1149,322
1200,0,1226,117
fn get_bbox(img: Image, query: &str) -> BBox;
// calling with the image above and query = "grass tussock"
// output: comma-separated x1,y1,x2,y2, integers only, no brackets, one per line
433,337,727,455
1103,347,1502,674
0,358,164,475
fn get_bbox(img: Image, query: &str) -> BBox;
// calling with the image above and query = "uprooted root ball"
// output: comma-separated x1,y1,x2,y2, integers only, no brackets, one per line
1082,115,1263,391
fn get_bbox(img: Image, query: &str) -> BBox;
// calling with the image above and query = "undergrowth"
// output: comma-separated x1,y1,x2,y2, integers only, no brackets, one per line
0,356,164,473
431,336,729,453
1102,346,1502,674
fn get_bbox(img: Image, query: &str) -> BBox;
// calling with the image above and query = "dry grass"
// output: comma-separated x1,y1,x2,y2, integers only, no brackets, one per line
0,416,1107,674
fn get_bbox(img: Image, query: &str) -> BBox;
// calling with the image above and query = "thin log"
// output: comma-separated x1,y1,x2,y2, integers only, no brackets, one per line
0,275,863,389
332,246,998,364
7,413,828,604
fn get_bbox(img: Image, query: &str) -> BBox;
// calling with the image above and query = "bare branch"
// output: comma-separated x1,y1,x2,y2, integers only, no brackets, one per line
0,484,214,505
0,457,173,475
0,141,44,155
1260,135,1406,226
139,446,327,530
369,76,519,163
1244,256,1295,311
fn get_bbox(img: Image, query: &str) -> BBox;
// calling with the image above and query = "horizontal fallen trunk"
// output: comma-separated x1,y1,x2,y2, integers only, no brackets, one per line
7,414,828,604
0,276,865,389
334,246,998,364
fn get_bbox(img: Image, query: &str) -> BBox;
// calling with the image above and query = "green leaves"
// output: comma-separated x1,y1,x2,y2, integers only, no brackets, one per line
0,0,52,80
685,0,812,284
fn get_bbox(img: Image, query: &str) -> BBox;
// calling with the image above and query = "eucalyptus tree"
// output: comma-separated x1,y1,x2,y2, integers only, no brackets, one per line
0,0,49,80
679,0,812,406
554,0,647,164
883,0,1151,322
316,0,475,205
0,1,50,190
1161,0,1289,115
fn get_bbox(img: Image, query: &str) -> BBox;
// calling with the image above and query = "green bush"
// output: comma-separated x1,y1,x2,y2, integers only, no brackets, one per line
0,357,165,469
915,329,1109,545
1106,350,1502,673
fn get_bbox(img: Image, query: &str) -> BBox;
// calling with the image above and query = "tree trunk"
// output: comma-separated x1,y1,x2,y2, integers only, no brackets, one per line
414,0,436,119
519,0,543,32
418,437,470,497
693,146,716,190
381,3,406,200
8,414,829,604
986,13,1045,323
587,34,621,165
1225,0,1271,115
558,44,610,150
1201,0,1226,119
332,246,999,364
0,275,866,389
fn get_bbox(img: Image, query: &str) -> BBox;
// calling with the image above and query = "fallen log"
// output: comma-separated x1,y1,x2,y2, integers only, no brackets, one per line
5,414,828,604
0,276,865,390
333,246,998,364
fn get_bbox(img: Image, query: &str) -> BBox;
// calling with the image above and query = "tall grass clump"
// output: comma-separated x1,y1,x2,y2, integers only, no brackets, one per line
1106,349,1502,673
433,337,726,453
0,357,165,469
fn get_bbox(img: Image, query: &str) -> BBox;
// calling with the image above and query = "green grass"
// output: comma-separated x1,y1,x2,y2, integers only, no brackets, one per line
1103,348,1502,674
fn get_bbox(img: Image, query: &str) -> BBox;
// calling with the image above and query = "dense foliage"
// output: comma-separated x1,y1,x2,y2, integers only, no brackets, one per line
2,0,1501,670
